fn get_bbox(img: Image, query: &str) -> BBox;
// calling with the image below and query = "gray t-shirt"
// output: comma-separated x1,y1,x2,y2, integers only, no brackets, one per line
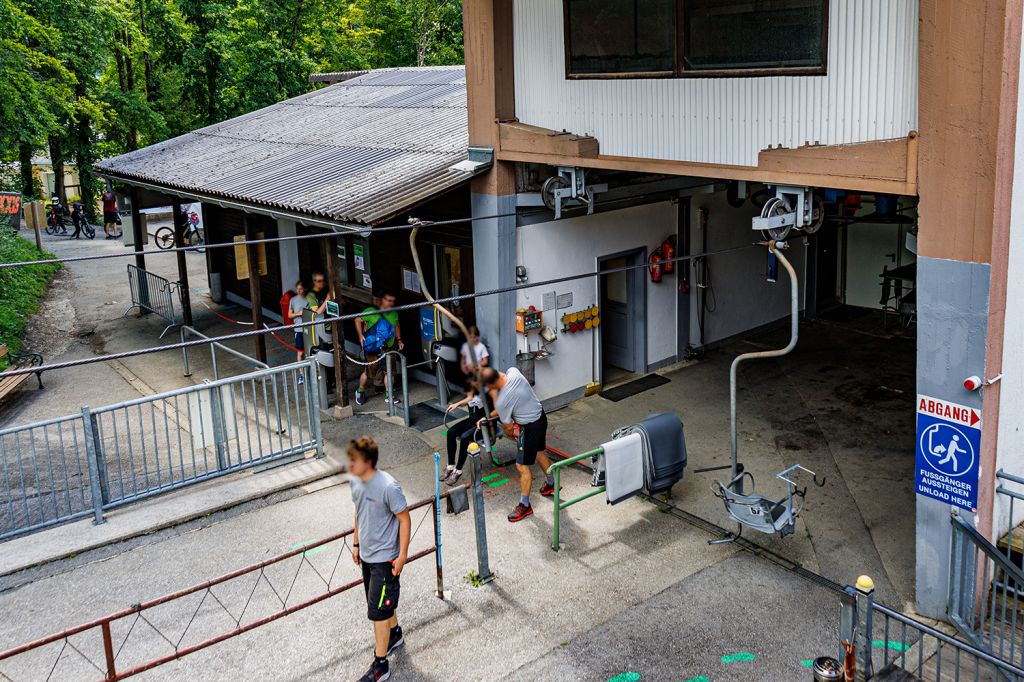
495,367,543,425
351,470,408,563
289,293,308,317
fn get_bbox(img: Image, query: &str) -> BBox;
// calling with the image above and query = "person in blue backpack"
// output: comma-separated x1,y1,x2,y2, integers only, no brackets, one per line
355,290,404,406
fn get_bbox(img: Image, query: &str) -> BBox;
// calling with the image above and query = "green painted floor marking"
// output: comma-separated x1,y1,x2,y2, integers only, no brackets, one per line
873,640,909,652
607,673,640,682
800,659,814,668
681,676,708,682
721,652,757,664
482,472,502,482
291,541,326,557
487,477,510,488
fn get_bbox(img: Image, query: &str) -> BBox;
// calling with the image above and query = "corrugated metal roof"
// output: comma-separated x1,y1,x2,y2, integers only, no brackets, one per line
95,66,473,226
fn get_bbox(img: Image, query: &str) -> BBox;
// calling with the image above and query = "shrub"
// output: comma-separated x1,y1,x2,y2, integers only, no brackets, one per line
0,229,59,368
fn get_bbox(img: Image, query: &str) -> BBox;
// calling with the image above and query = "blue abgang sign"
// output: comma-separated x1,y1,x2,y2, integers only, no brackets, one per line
915,395,982,512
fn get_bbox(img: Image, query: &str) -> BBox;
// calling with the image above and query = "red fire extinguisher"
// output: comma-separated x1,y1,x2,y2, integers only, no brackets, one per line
661,237,675,274
649,250,663,283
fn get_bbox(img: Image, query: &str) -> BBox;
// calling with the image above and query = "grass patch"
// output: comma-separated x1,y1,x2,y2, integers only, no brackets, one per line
0,229,59,367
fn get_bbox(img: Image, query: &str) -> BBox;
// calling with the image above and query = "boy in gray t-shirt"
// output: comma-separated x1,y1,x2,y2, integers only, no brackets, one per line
349,437,409,682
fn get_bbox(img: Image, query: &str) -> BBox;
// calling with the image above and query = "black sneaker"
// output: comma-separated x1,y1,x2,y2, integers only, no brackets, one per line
357,658,390,682
386,626,404,655
355,390,366,406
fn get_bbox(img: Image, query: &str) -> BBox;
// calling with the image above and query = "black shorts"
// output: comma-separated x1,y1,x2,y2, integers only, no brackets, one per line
362,560,401,621
103,211,118,225
516,412,548,466
293,331,304,351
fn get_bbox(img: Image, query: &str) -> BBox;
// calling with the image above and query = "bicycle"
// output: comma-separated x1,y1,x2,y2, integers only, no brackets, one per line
154,210,204,252
44,199,68,235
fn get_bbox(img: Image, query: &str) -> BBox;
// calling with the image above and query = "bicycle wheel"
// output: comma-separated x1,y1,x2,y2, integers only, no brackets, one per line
154,226,176,249
84,222,96,240
45,219,57,235
188,228,206,253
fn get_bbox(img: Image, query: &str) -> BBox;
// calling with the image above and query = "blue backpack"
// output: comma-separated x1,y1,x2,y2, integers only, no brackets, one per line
363,315,395,354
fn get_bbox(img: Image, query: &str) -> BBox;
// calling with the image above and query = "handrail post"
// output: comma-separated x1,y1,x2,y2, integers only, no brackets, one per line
854,575,875,682
81,406,107,526
307,358,324,458
180,327,192,377
384,354,395,418
434,451,445,599
400,354,410,427
552,465,562,551
209,383,227,470
101,621,117,681
468,440,493,584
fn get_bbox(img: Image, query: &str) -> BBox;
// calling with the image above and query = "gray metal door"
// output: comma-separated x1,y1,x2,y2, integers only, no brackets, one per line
600,251,643,372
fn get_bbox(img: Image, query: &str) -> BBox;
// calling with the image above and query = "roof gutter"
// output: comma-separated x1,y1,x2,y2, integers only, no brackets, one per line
92,171,371,235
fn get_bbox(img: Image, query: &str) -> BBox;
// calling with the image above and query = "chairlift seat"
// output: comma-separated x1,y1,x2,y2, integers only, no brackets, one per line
712,469,808,538
715,482,798,537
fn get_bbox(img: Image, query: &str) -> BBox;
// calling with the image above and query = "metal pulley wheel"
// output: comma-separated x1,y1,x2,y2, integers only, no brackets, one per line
760,196,792,241
803,194,825,234
541,175,570,211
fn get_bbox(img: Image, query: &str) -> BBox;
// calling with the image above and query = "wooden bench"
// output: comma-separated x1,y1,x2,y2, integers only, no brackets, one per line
0,343,44,403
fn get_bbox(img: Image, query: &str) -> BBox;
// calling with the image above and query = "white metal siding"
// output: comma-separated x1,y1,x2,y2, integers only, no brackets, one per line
513,0,919,167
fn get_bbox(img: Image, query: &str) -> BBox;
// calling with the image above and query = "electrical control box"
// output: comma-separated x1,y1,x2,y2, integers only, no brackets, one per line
516,307,543,334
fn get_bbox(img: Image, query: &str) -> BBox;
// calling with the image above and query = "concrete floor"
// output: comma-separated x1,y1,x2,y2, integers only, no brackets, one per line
549,309,917,608
0,227,919,680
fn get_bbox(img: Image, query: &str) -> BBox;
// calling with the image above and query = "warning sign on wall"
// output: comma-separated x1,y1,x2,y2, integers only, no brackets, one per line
914,395,982,512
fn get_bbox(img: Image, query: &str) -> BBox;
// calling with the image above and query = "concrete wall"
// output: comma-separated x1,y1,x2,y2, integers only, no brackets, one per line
688,191,807,346
512,0,919,167
515,202,678,402
915,257,991,618
995,28,1024,538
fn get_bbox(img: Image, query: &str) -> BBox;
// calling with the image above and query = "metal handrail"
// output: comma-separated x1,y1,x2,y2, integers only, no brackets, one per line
180,324,269,380
0,492,449,680
548,447,605,550
952,513,1024,588
868,590,1024,677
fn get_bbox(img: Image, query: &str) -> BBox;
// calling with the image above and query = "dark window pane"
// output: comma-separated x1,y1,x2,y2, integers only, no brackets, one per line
683,0,825,71
568,0,674,74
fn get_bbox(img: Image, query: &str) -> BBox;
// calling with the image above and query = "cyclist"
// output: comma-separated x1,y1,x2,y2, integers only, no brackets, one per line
48,196,67,234
70,200,86,239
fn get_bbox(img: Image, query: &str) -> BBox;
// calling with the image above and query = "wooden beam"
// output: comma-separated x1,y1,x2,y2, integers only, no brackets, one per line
129,186,149,315
171,202,193,327
496,134,919,196
242,214,268,363
325,237,349,411
499,121,599,158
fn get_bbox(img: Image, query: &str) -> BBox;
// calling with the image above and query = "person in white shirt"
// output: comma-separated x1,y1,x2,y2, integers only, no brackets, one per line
459,326,489,379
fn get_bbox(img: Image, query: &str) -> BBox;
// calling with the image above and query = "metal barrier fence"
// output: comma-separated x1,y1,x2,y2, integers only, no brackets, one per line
124,264,179,338
180,324,268,380
1,361,322,541
949,506,1024,671
841,577,1024,681
0,491,449,680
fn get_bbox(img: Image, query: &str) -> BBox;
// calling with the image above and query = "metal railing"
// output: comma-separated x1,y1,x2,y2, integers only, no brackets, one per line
548,447,604,551
0,491,449,680
841,577,1024,681
949,507,1024,671
180,324,268,380
124,264,180,338
1,361,322,541
384,352,411,427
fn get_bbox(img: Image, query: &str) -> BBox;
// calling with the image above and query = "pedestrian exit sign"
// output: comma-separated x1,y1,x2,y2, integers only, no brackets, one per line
914,394,982,512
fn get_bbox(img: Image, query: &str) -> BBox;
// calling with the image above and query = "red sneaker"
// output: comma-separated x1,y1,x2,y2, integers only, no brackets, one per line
540,483,562,497
507,503,533,522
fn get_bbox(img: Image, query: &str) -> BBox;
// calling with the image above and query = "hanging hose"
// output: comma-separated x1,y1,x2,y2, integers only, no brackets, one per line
729,240,799,480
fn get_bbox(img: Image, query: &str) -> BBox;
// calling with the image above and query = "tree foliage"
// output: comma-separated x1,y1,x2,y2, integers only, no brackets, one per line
1,0,464,202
